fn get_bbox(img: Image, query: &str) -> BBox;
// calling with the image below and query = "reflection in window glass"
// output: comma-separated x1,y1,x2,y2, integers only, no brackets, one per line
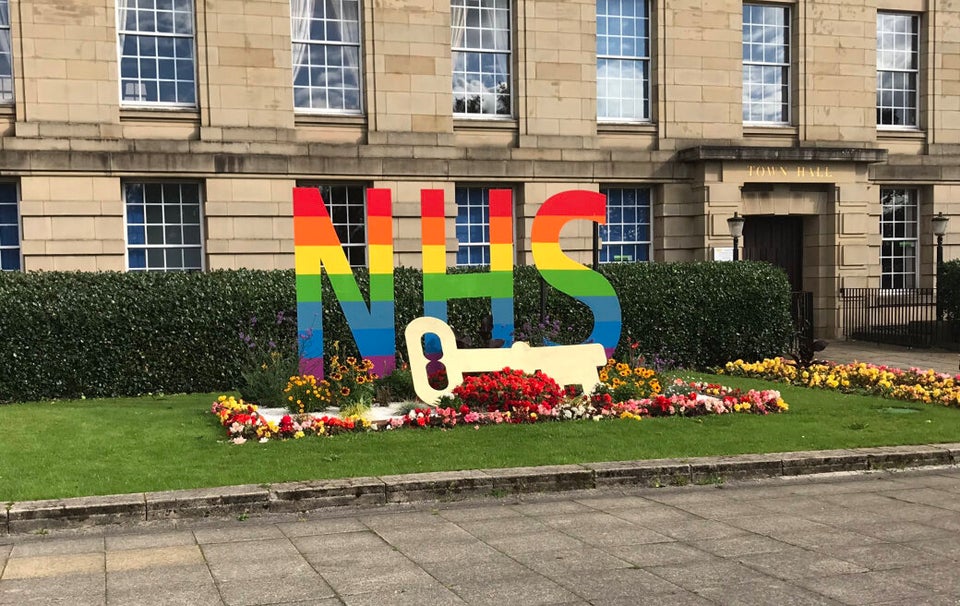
877,13,919,128
299,183,367,267
117,0,196,105
880,188,918,289
125,182,203,271
600,187,652,263
597,0,649,121
455,186,499,266
451,0,511,117
292,0,363,113
742,3,789,124
0,1,13,103
0,183,19,271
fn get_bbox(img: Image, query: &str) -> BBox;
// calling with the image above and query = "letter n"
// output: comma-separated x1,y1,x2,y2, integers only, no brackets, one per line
293,187,396,378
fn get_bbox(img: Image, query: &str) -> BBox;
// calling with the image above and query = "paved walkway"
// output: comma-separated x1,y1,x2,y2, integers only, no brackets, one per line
3,467,960,605
821,338,959,376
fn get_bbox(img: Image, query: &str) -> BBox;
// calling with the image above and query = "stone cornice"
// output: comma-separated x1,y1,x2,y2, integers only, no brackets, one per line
676,146,889,164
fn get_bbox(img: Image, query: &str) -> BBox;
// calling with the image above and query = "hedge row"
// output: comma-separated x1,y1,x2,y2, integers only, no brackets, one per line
0,262,792,402
939,259,960,322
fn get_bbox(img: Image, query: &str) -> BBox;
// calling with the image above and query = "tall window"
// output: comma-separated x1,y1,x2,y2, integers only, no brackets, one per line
877,13,919,128
455,186,494,266
451,0,511,117
117,0,196,106
0,0,13,103
300,183,367,267
125,182,203,271
0,183,19,271
880,188,918,289
742,3,789,124
600,187,652,263
291,0,362,113
597,0,650,122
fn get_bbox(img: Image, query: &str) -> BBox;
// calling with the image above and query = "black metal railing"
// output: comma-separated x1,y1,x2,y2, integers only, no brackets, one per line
790,291,814,352
840,287,938,347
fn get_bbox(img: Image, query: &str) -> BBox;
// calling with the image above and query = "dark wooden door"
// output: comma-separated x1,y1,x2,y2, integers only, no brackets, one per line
743,216,803,292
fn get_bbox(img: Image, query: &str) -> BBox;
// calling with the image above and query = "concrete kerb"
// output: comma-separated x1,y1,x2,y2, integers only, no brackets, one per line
4,443,960,535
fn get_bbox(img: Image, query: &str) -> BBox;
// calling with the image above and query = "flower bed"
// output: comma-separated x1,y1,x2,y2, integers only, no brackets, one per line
211,367,788,443
723,357,960,408
211,395,370,444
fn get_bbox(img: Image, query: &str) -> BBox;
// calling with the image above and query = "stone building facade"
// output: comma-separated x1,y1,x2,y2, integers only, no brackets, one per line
0,0,958,338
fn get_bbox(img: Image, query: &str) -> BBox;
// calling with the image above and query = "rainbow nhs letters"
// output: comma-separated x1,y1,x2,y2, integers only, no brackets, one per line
292,187,623,378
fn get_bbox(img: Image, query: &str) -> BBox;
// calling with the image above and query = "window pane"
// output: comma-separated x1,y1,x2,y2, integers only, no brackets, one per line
742,3,790,124
879,188,918,288
599,186,652,264
125,182,203,272
452,0,512,116
118,0,196,106
298,183,368,267
292,0,363,113
876,13,919,127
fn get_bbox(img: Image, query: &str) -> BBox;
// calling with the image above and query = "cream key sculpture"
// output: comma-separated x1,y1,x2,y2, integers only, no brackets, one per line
405,316,608,405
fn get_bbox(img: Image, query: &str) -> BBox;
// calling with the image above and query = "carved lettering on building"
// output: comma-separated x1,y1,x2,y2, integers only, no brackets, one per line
746,165,833,179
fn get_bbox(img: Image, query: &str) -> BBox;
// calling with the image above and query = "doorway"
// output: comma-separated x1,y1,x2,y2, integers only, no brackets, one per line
742,215,804,292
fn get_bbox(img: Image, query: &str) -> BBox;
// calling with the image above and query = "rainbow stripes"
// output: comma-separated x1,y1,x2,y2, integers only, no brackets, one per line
532,190,622,357
293,187,395,378
421,189,514,349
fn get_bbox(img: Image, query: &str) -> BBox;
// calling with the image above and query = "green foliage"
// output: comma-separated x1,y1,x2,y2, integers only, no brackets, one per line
374,365,417,404
0,270,296,403
0,262,791,402
939,259,960,323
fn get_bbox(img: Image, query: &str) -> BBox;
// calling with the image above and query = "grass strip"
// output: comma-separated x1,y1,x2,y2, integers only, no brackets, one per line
1,373,958,502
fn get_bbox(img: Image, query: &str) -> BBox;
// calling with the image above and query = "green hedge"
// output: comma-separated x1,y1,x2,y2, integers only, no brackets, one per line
0,262,792,402
939,259,960,322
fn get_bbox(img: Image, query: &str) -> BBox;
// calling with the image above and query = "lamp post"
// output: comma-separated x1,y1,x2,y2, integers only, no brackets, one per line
727,212,745,261
933,211,949,320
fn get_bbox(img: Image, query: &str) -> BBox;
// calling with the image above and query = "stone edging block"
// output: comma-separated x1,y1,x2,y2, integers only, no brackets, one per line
779,449,869,475
270,477,385,512
8,493,146,534
145,484,271,520
4,446,960,535
380,470,492,503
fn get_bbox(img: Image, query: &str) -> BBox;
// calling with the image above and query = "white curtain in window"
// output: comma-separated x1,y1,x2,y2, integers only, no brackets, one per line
451,3,465,48
291,0,315,83
330,0,359,44
0,1,10,70
117,0,132,49
492,3,508,50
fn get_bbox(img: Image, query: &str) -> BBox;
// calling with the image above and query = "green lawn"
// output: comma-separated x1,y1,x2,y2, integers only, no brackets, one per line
2,373,959,502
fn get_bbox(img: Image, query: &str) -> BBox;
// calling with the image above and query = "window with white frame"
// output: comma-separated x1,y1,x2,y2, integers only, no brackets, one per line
880,188,918,289
597,0,650,122
117,0,196,106
451,0,511,117
455,186,496,266
599,186,652,263
125,182,203,271
0,183,19,271
742,3,790,124
300,183,367,267
291,0,362,113
877,12,919,128
0,1,14,104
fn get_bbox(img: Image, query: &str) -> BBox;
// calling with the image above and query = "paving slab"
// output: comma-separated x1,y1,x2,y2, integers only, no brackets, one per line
106,563,222,606
202,538,335,605
795,570,941,605
0,572,105,605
